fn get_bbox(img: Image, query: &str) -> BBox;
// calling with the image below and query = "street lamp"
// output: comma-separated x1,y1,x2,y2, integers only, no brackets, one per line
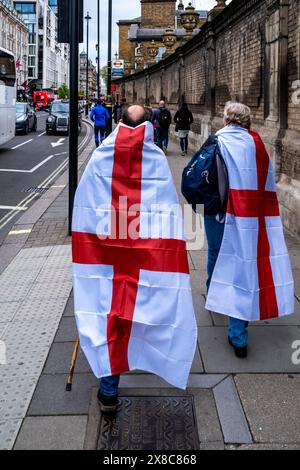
97,0,101,99
107,0,113,133
85,11,92,116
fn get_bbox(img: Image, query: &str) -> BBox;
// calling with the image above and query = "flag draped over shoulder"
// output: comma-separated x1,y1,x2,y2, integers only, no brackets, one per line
72,121,197,389
206,125,294,322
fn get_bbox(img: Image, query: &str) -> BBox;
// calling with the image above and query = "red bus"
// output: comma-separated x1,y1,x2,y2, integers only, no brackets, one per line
33,91,56,111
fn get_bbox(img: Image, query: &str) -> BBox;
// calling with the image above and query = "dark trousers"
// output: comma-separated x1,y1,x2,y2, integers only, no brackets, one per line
180,136,188,152
94,125,106,146
156,127,169,149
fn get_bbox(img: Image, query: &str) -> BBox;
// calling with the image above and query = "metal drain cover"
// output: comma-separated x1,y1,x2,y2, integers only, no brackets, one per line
97,396,199,450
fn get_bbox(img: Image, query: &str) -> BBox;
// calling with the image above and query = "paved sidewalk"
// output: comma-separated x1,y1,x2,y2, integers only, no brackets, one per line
0,136,300,450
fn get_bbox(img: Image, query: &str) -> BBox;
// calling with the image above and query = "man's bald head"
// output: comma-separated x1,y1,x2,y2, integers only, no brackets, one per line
122,105,149,128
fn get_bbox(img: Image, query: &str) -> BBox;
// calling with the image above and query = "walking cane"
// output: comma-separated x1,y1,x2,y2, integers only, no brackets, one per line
66,335,80,392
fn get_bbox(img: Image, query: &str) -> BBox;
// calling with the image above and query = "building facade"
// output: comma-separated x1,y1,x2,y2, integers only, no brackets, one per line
0,0,28,85
79,52,97,99
118,0,208,73
12,0,69,90
117,0,300,237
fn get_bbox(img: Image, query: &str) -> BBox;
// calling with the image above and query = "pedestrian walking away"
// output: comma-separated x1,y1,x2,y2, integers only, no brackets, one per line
182,101,294,359
90,99,110,147
72,105,197,413
151,100,172,153
174,103,194,156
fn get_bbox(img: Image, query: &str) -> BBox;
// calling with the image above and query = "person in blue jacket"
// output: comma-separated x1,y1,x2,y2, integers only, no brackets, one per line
90,100,110,147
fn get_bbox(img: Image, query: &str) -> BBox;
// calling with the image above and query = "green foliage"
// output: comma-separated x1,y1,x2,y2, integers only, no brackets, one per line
58,83,70,99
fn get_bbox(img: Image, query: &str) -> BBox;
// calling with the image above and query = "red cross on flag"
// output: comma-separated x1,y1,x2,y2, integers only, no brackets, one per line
72,122,197,389
206,126,294,322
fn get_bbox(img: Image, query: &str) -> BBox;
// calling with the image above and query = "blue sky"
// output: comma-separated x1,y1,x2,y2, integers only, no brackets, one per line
82,1,219,67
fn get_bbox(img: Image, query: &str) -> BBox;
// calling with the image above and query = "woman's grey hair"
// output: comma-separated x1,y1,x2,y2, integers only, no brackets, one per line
223,102,252,129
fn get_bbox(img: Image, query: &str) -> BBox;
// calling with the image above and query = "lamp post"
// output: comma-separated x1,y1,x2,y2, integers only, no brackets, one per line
85,11,92,116
97,0,101,99
68,0,80,235
107,0,113,134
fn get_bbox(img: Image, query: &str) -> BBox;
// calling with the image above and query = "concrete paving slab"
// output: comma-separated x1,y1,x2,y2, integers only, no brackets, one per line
235,374,300,444
0,375,37,420
62,293,74,317
226,443,300,450
198,326,300,373
14,416,88,450
190,279,213,326
213,376,252,444
0,419,23,450
189,269,207,294
200,442,225,450
193,389,223,443
27,373,98,416
0,302,20,324
43,342,90,374
191,345,204,373
54,317,77,343
12,296,68,322
0,244,23,277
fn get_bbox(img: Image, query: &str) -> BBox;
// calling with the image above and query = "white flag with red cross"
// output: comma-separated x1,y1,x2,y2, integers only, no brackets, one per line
72,121,197,389
206,125,294,322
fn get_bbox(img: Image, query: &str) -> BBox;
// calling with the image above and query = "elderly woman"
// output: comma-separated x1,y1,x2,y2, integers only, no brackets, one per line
203,102,294,358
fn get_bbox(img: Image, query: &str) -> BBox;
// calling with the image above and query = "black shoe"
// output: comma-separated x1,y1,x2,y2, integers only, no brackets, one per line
97,390,118,413
228,337,248,358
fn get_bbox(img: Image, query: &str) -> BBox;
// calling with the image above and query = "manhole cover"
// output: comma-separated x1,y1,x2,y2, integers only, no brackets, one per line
97,396,199,450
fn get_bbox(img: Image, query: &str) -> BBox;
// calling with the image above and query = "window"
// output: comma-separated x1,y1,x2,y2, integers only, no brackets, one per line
14,2,36,14
0,50,16,87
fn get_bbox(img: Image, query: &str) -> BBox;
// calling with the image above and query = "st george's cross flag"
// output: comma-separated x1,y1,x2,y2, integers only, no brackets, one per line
72,121,197,389
206,125,294,322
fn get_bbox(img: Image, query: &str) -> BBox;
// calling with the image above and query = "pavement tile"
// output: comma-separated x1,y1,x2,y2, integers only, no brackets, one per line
43,342,90,374
198,326,300,373
193,389,223,443
0,419,23,450
27,373,98,416
0,302,20,324
62,293,74,317
14,416,88,450
213,376,252,444
235,374,300,444
226,443,300,450
0,375,37,420
200,442,225,450
54,317,77,343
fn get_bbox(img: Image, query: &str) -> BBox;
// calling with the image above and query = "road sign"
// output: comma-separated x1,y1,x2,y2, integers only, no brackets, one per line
112,59,125,77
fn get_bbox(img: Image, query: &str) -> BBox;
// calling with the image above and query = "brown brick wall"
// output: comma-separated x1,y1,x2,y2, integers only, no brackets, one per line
118,0,300,236
118,24,134,65
141,0,176,28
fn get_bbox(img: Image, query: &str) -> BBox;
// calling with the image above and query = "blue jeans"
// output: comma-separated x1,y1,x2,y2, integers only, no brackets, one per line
94,125,106,145
100,375,120,397
156,127,169,149
205,214,248,347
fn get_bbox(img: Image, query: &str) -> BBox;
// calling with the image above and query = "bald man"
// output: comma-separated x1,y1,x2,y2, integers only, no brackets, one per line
72,104,197,413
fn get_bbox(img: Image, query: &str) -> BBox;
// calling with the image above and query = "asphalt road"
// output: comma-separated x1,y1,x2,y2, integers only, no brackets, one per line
0,111,91,245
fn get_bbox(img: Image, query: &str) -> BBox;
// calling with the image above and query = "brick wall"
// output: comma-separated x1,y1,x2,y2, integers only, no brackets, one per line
117,0,300,237
141,0,176,28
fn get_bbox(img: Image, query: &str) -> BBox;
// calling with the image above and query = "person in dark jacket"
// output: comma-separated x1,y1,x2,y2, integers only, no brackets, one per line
174,103,194,156
151,101,172,154
90,100,110,147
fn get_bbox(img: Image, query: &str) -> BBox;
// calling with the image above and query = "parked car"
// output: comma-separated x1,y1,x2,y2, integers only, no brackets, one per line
15,102,37,134
46,100,82,135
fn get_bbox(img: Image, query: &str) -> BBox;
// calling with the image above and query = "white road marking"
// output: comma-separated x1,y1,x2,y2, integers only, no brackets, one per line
9,229,32,235
0,122,91,230
38,131,46,137
0,154,55,173
11,139,33,150
51,138,65,148
0,205,27,211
